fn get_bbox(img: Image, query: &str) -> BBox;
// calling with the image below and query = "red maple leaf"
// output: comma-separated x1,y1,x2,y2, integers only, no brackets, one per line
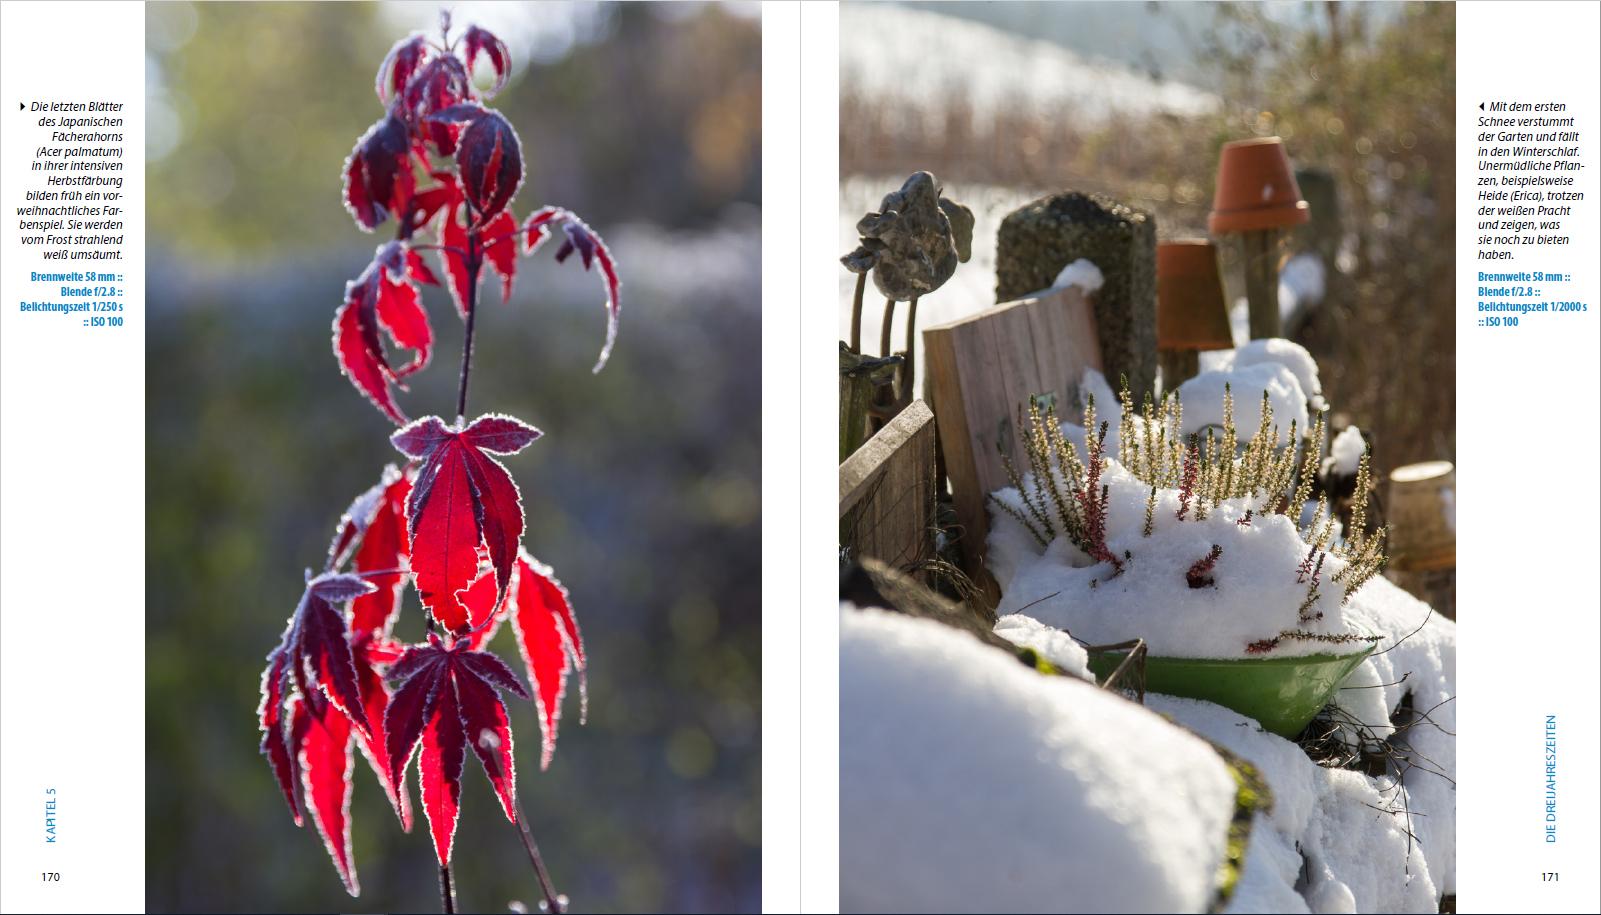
390,414,541,634
343,112,417,232
524,207,622,372
321,468,419,830
333,242,435,425
258,645,303,825
456,109,523,221
260,573,377,751
352,630,413,832
258,572,379,839
480,210,520,303
431,193,521,314
460,569,505,650
462,25,511,98
384,633,530,867
345,466,413,637
402,55,472,156
290,691,360,896
376,33,431,107
509,551,587,769
454,550,586,768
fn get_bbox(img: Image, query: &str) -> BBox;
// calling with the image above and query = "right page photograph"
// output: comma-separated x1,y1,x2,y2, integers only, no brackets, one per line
836,2,1459,911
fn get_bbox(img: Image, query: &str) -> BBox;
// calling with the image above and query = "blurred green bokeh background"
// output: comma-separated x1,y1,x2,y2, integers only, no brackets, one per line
145,3,761,912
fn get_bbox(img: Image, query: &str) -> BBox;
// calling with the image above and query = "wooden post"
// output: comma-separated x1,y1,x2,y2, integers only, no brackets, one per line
1158,349,1200,394
1385,460,1456,620
1242,229,1282,339
1387,460,1456,571
840,400,938,578
922,287,1103,605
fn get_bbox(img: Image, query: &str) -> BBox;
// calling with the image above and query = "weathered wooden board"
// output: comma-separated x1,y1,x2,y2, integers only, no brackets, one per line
839,399,937,576
922,286,1103,595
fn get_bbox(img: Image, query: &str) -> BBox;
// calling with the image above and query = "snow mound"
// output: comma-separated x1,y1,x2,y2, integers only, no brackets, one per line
1177,362,1309,441
1333,576,1457,894
841,605,1238,913
993,613,1092,680
1232,338,1323,397
1278,253,1327,325
1329,425,1366,477
1154,691,1444,913
1051,258,1104,294
988,453,1362,659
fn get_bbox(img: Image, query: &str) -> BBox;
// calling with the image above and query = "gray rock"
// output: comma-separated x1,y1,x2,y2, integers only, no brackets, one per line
995,191,1158,397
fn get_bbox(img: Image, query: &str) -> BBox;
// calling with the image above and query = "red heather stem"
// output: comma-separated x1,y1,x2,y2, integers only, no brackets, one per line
1296,546,1317,583
1176,444,1199,520
1075,422,1122,573
1187,544,1223,589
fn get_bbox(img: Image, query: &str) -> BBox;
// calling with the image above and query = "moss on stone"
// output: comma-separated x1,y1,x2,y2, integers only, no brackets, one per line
995,191,1158,397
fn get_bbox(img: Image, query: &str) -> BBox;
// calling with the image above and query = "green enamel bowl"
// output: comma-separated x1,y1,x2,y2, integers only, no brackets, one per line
1087,643,1377,737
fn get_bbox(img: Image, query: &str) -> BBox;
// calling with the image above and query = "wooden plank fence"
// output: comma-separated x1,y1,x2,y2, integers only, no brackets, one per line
922,286,1103,599
839,399,938,578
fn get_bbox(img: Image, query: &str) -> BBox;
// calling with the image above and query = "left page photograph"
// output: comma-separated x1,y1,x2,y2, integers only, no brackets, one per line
0,2,764,912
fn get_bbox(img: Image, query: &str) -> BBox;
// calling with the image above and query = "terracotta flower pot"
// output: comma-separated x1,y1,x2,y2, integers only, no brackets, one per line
1208,137,1310,234
1157,239,1233,351
1387,460,1456,571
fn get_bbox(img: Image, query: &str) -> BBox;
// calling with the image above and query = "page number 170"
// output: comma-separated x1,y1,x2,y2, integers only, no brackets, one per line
41,872,60,882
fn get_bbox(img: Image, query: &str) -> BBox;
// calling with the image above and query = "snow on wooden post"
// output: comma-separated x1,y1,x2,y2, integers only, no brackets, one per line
840,399,939,580
922,287,1103,605
994,191,1157,398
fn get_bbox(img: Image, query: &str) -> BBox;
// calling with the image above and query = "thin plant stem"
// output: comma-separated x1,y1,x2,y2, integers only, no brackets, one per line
439,863,456,914
879,296,897,360
455,228,482,423
900,296,919,405
849,272,866,353
513,795,566,914
408,242,468,258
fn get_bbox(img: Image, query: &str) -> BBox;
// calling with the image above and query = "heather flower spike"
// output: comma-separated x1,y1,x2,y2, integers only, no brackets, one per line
264,14,602,909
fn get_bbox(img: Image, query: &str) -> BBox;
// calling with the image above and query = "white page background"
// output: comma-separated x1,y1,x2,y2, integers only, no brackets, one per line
0,2,146,913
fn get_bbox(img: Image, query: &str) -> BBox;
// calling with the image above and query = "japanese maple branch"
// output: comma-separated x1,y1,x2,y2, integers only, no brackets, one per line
439,862,456,914
410,242,469,259
513,795,566,914
456,228,483,423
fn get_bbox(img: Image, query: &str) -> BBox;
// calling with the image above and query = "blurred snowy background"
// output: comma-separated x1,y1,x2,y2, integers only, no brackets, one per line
841,0,1455,471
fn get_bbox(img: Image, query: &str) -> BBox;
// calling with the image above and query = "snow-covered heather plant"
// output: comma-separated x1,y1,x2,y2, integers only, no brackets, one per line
991,379,1386,654
259,14,616,912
